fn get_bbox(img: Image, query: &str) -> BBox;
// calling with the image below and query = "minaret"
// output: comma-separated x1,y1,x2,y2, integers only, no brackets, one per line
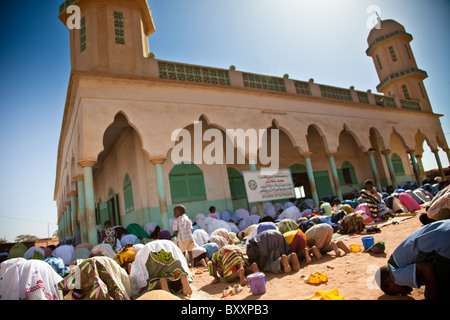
58,0,155,76
366,19,431,112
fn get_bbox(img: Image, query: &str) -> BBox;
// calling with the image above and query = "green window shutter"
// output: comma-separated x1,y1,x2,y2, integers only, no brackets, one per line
391,153,405,176
227,167,246,200
337,168,345,185
123,174,134,214
170,163,207,204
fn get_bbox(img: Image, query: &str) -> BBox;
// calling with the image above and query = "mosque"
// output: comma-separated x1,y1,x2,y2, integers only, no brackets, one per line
54,0,449,245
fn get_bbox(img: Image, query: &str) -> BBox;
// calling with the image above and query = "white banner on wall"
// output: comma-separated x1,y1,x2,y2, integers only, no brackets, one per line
242,169,295,203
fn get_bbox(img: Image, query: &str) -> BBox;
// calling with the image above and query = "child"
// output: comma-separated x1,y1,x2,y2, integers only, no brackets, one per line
172,205,195,267
208,246,258,286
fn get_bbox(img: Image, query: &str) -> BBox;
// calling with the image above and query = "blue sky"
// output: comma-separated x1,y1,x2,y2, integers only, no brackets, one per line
0,0,448,242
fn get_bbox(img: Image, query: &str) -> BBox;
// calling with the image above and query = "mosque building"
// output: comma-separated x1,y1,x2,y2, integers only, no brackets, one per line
54,0,449,245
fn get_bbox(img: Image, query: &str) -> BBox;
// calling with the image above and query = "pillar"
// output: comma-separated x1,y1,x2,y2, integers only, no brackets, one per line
407,150,422,186
415,155,426,181
78,159,98,246
64,202,71,238
248,155,264,217
432,149,446,181
443,148,450,166
68,190,78,238
150,157,170,230
74,174,88,244
302,152,319,207
326,153,343,201
381,149,397,188
366,150,382,192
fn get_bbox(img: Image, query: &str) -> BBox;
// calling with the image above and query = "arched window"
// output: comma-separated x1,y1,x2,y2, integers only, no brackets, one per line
338,161,357,185
123,173,134,213
391,153,405,176
169,162,206,204
227,167,246,200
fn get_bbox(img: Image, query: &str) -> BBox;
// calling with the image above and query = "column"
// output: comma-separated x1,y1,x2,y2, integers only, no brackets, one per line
302,152,319,208
150,157,170,231
64,202,71,238
432,149,446,181
248,155,264,217
68,191,78,238
325,153,343,201
415,155,426,181
407,150,422,186
78,159,98,246
74,174,88,244
381,149,397,188
366,150,382,192
443,148,450,166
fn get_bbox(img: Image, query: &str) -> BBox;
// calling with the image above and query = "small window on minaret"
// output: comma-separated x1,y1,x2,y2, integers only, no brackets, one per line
418,82,425,99
404,44,411,59
114,11,125,45
388,46,397,62
80,17,86,52
376,55,382,70
402,84,410,99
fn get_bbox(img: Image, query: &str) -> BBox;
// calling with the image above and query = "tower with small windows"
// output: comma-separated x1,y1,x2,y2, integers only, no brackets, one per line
366,19,431,112
58,0,155,76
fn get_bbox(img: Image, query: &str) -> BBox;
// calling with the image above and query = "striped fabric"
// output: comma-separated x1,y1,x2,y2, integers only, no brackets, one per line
208,247,247,278
360,189,381,218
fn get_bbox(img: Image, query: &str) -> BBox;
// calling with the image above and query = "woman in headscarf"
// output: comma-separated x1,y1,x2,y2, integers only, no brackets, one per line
0,259,63,300
114,243,138,274
129,240,193,298
7,242,28,259
23,246,45,260
52,244,74,266
58,256,131,300
43,256,71,277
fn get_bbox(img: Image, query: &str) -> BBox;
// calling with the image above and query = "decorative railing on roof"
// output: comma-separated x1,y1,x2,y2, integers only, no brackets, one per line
376,68,428,91
242,73,287,92
366,30,413,55
158,61,231,86
293,80,312,95
319,85,353,101
154,59,425,113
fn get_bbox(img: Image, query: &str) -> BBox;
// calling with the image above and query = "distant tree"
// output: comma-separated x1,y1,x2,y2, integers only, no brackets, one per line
15,234,39,243
0,236,7,244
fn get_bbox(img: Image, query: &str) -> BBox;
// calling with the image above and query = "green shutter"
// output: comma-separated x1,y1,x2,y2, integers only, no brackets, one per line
227,167,246,200
170,163,207,204
123,174,134,213
391,153,405,176
314,170,333,199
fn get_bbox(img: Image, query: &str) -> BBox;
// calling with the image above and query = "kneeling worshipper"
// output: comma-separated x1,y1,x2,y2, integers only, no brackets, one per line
306,223,350,259
246,229,300,274
360,179,384,219
129,240,193,299
58,256,131,300
208,246,258,286
52,244,74,266
375,219,450,300
0,259,63,300
114,243,139,274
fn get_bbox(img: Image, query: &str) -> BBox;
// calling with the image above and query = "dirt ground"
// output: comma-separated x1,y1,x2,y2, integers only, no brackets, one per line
189,212,426,301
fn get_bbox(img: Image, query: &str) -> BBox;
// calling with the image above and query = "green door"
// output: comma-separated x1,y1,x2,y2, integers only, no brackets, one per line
314,170,333,199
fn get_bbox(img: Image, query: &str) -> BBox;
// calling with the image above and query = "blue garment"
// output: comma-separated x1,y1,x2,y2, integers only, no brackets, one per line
388,220,450,288
202,242,219,259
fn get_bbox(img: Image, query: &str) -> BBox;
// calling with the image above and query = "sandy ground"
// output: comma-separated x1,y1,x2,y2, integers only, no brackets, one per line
188,212,426,301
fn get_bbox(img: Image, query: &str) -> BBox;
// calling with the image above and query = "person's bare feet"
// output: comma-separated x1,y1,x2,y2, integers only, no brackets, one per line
291,253,300,271
304,248,312,264
337,240,351,254
159,278,169,292
180,273,192,296
311,246,322,260
331,242,341,257
281,254,291,274
212,277,220,284
251,262,259,273
239,267,247,286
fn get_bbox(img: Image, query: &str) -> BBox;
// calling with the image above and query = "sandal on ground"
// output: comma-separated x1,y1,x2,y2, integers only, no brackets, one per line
316,272,328,283
304,273,321,284
223,286,233,297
